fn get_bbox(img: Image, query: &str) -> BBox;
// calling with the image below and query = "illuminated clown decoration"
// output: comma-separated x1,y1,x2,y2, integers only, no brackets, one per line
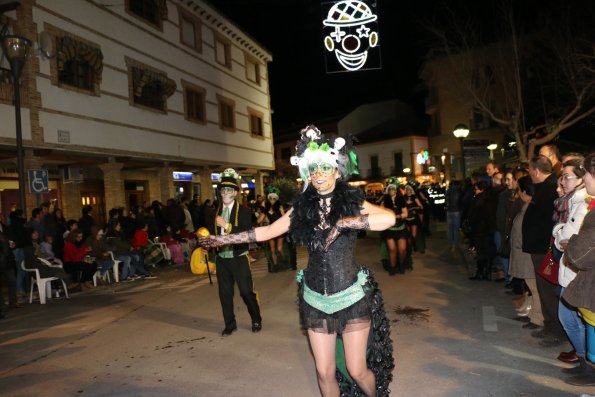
323,0,380,72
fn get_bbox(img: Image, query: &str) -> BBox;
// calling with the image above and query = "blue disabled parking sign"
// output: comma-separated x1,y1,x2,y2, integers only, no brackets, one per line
28,169,49,194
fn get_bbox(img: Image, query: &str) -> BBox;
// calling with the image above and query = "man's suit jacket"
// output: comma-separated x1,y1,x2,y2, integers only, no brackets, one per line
206,201,252,257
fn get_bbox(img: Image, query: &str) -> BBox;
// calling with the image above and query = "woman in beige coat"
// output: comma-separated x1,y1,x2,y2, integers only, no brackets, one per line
508,176,544,329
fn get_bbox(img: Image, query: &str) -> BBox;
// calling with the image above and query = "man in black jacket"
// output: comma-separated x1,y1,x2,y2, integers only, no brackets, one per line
522,155,564,345
468,181,491,280
205,169,262,336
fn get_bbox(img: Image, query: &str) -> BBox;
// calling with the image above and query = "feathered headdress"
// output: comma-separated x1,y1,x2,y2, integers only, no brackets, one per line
266,186,281,200
290,125,359,190
385,176,399,193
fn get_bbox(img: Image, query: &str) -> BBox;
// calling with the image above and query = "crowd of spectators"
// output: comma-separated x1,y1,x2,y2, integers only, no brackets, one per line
0,193,218,318
448,145,595,387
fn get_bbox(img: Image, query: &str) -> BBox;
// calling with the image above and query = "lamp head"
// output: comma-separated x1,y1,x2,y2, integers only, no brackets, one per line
453,124,470,139
1,35,32,63
1,35,31,79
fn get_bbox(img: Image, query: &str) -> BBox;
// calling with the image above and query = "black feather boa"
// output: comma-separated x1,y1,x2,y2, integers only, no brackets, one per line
289,181,364,251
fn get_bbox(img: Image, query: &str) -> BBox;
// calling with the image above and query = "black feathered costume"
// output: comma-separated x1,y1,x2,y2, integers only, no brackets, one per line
290,181,394,397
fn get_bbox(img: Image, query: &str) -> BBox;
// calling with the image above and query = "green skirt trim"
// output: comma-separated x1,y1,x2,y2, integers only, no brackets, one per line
297,269,367,314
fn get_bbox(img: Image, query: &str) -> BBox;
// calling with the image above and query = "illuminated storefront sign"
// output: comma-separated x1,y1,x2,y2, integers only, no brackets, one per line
172,171,192,181
416,150,429,165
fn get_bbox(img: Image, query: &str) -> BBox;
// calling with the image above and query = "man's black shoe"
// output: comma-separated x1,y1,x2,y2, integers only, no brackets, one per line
512,316,530,323
221,326,237,336
252,322,262,333
539,337,564,348
530,329,549,339
522,322,541,329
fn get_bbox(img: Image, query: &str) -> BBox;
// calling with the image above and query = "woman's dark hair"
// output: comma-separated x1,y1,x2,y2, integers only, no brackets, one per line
583,152,595,177
513,168,529,181
517,176,535,196
563,158,586,179
66,219,78,229
474,180,488,192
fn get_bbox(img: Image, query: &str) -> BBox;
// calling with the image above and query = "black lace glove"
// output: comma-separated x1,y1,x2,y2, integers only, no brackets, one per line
198,230,257,249
323,215,370,251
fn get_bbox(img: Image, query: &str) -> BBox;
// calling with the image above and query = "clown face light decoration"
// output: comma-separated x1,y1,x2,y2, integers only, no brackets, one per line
322,0,381,73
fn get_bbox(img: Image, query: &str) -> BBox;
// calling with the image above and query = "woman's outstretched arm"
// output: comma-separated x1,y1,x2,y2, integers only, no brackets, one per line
199,209,292,248
359,200,397,231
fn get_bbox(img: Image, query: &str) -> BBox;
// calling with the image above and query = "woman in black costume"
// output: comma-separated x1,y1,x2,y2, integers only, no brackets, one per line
380,180,408,274
258,187,286,266
199,126,396,397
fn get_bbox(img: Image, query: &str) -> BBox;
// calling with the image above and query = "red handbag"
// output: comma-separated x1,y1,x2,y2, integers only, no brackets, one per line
536,248,559,285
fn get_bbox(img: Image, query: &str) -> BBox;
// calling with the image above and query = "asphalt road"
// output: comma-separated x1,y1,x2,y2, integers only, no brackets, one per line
0,225,592,397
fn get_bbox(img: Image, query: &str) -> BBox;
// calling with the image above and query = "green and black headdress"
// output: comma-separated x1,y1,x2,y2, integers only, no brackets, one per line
290,125,359,190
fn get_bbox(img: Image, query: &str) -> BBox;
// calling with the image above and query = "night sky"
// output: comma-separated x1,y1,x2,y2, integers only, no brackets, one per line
209,0,595,145
208,0,440,130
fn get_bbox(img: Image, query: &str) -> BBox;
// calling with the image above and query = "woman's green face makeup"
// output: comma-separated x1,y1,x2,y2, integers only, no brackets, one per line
308,162,335,176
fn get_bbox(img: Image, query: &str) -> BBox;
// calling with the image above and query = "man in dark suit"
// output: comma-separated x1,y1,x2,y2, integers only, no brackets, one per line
522,155,564,346
206,169,262,336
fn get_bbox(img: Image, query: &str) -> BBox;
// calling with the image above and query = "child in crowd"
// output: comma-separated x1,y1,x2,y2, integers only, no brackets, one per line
40,235,56,262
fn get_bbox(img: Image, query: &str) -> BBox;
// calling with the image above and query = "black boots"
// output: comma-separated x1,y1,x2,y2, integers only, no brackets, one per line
564,357,595,386
470,260,489,280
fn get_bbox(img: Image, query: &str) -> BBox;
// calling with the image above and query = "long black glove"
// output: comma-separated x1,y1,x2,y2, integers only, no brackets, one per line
198,230,257,249
323,215,370,251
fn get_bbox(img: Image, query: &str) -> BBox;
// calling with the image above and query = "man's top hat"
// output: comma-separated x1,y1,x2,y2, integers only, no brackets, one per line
218,168,240,191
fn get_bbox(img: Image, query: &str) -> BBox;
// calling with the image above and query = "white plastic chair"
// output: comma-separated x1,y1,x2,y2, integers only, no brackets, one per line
21,260,70,304
38,257,63,269
153,237,171,261
92,267,111,287
108,251,121,283
92,252,122,286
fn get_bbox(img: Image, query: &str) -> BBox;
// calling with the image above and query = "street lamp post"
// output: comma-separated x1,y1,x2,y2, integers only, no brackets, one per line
453,123,470,179
1,35,32,212
487,142,498,160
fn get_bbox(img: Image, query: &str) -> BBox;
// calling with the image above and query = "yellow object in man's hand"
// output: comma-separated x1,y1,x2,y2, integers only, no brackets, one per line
196,227,210,237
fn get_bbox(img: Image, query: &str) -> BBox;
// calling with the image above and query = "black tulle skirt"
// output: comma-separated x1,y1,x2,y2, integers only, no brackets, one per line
297,267,394,397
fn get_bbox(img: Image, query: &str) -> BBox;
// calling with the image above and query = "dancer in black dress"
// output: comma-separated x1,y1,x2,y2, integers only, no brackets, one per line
258,186,286,268
380,180,408,274
199,126,395,397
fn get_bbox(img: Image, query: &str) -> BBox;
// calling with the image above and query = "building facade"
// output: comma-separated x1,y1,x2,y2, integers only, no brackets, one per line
0,0,273,223
419,47,508,180
337,100,430,184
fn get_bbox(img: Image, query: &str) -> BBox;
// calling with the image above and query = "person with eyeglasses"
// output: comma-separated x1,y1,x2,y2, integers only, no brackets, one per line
560,152,595,386
551,158,589,369
198,126,396,396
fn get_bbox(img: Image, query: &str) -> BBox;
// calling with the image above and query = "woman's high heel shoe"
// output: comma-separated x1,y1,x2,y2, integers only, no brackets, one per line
516,296,533,316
